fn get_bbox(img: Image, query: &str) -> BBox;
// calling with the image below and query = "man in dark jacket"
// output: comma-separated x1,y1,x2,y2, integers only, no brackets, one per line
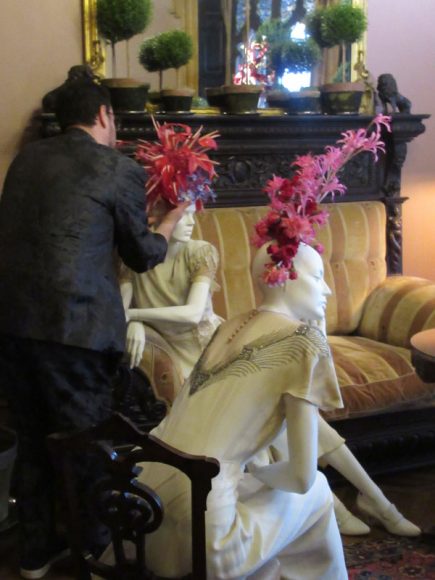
0,79,185,579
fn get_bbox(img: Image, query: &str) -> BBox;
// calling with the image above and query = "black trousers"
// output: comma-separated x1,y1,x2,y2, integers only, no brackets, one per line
0,334,120,562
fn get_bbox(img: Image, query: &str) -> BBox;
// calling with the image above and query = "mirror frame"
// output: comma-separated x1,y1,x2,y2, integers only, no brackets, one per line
81,0,366,91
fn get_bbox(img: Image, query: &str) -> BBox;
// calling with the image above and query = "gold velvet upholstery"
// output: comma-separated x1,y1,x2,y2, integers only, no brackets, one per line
141,201,435,421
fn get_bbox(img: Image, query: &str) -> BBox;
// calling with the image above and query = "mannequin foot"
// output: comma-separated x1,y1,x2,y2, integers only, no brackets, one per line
333,495,370,535
356,492,421,537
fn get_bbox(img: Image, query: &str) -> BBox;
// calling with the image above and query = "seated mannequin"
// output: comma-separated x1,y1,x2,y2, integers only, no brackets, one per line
136,242,347,579
122,206,421,538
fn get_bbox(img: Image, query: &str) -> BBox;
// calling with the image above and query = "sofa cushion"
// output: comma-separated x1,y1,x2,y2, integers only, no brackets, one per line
324,336,435,421
358,276,435,348
193,201,387,335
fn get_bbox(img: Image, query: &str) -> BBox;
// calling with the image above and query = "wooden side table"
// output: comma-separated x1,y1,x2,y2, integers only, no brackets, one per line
411,328,435,383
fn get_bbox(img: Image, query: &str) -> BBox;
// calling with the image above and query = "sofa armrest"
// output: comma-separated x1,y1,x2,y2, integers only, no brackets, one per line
358,276,435,348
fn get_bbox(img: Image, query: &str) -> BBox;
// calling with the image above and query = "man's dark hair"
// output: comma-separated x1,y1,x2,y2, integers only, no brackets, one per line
55,79,112,131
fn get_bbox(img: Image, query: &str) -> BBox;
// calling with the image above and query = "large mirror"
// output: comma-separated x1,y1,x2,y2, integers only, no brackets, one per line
81,0,367,96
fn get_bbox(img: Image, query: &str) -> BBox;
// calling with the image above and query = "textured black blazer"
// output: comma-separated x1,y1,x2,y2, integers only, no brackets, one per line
0,128,167,353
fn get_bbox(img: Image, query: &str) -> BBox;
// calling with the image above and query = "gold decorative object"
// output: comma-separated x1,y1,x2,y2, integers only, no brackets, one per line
81,0,105,77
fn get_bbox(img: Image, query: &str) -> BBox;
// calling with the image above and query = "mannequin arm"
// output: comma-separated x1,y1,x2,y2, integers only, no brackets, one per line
248,394,318,494
128,279,212,327
125,321,146,369
121,280,133,314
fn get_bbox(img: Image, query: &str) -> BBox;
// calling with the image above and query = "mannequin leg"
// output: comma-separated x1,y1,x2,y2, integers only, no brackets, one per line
319,417,421,537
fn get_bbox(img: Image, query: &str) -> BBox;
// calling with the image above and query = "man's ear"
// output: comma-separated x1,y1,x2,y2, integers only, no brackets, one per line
97,105,109,129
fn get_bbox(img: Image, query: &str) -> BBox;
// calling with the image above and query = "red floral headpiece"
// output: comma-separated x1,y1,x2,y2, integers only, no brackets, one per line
252,114,391,287
135,117,219,211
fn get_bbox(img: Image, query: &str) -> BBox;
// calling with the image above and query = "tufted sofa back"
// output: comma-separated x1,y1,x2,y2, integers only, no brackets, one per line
193,201,387,336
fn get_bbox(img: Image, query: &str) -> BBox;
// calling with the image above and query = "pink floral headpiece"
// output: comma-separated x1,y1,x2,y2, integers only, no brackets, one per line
252,114,391,287
135,117,219,211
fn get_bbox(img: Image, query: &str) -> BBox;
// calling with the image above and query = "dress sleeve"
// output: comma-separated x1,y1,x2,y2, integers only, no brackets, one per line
282,326,344,411
187,242,219,285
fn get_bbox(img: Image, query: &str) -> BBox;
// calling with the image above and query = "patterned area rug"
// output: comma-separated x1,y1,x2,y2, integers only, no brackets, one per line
345,534,435,579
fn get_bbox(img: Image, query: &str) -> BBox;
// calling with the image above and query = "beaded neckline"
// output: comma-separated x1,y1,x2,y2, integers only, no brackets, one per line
226,309,259,344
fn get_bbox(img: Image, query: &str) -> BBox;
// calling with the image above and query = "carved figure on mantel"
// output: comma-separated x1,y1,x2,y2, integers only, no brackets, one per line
377,73,412,114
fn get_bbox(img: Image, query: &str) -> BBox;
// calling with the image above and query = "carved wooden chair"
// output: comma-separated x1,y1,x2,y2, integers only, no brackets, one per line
47,412,220,580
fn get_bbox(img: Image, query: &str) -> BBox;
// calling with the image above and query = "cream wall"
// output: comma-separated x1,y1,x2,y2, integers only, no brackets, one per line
367,0,435,279
0,1,434,279
0,1,82,184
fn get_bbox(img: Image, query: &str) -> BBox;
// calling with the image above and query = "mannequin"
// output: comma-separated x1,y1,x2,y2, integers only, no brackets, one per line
122,206,420,538
136,242,347,579
121,203,222,381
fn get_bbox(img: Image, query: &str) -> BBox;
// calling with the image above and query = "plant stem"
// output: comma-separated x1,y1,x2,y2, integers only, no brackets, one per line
111,42,117,78
341,41,346,83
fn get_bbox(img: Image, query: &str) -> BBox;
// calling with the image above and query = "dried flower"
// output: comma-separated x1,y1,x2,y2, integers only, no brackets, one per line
135,117,219,211
253,114,391,286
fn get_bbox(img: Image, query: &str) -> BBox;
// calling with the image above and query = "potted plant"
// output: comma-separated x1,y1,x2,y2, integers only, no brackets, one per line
307,2,367,114
97,0,153,110
256,19,321,113
139,30,194,113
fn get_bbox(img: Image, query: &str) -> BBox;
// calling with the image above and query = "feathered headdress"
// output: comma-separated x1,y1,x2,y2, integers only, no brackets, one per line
252,114,391,286
135,117,219,211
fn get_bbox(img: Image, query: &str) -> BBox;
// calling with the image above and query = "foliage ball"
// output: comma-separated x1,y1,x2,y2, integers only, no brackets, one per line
320,3,367,46
97,0,153,44
154,30,193,70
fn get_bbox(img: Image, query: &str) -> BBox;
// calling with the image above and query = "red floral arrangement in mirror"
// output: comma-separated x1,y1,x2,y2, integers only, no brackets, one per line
253,114,392,287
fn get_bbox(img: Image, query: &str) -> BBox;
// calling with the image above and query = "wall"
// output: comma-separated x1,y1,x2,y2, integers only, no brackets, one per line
0,1,82,185
367,0,435,279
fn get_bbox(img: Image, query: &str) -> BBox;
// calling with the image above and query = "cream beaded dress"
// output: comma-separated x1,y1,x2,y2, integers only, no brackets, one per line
138,310,347,580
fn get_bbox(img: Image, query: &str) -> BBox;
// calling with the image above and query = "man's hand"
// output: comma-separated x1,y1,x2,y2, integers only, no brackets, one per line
126,321,146,369
155,200,192,241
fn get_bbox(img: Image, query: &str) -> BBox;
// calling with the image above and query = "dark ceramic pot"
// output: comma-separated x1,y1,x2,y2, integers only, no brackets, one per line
222,85,263,115
286,90,321,115
205,86,225,110
321,82,365,115
265,89,291,110
160,88,195,113
101,78,149,112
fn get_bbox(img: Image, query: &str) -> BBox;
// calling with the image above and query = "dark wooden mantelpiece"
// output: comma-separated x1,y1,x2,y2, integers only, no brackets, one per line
41,112,428,274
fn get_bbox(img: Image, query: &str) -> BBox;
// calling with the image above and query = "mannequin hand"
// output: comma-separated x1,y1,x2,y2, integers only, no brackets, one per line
126,321,145,369
246,449,272,473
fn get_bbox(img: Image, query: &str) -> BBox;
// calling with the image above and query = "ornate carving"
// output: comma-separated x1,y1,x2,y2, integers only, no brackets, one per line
384,199,405,274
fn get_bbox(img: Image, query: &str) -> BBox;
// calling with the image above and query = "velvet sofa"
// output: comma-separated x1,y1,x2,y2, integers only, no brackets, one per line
137,200,435,478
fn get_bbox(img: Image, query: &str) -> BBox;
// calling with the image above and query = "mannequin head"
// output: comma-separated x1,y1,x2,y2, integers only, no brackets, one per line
169,203,196,244
252,242,331,321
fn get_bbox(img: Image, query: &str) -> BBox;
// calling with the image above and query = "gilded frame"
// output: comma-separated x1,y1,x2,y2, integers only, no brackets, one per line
81,0,105,77
81,0,366,90
81,0,198,87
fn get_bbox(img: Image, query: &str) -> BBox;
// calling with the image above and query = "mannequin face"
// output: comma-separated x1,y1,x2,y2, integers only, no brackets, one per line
286,244,331,320
170,204,196,243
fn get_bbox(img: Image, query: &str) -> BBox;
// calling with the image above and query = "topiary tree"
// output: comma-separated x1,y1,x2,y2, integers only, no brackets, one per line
139,30,193,90
307,1,367,83
257,19,291,82
281,38,321,75
139,37,163,89
257,19,320,85
97,0,153,77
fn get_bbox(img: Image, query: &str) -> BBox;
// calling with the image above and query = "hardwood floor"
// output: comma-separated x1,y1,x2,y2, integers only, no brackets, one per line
0,466,434,579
